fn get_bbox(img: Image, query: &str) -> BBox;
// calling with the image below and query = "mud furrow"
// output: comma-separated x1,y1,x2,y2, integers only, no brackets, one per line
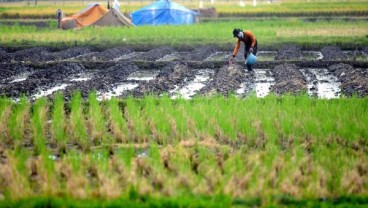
131,64,195,97
0,63,33,83
271,64,307,94
201,64,246,95
78,47,132,62
275,45,302,60
64,62,139,99
136,47,176,61
321,46,347,60
0,63,84,98
181,46,218,61
328,63,368,96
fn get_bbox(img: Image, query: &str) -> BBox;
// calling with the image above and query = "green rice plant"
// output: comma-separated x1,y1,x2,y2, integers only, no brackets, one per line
125,96,148,143
68,92,88,150
142,95,174,145
8,96,29,150
106,97,129,143
0,97,12,144
30,97,48,155
2,150,32,199
51,92,66,150
87,92,107,145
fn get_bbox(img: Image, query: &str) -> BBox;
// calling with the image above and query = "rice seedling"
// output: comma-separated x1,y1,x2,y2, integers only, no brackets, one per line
51,92,66,151
87,92,107,145
30,97,48,155
124,96,148,143
0,97,12,144
0,93,367,206
106,97,129,143
8,96,29,150
68,92,89,150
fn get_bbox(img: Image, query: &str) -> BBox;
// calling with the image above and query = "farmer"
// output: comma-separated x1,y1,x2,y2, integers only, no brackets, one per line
56,9,63,29
229,28,258,71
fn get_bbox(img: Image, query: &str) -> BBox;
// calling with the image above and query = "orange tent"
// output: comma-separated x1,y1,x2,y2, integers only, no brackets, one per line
61,4,109,29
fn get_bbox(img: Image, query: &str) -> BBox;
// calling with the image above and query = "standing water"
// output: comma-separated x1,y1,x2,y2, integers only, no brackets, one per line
170,69,213,99
300,68,341,99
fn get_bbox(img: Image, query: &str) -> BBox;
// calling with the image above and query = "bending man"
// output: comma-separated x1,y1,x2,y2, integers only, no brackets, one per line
229,28,258,71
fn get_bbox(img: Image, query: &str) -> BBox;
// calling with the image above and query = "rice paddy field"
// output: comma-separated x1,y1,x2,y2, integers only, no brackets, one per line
1,0,368,207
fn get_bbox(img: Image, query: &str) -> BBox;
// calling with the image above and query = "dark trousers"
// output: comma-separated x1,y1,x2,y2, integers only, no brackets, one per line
244,40,258,71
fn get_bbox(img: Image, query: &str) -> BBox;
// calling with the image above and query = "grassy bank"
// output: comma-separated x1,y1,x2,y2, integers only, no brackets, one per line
1,0,368,19
0,93,367,206
1,19,367,50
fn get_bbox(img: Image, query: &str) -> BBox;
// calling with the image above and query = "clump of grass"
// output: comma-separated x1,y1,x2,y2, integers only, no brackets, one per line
68,92,88,150
125,96,148,143
30,97,48,155
106,98,129,143
51,92,66,152
87,92,106,145
0,97,12,145
8,96,30,150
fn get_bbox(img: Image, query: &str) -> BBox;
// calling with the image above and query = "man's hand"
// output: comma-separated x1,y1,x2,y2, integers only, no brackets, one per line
249,47,253,54
229,56,234,64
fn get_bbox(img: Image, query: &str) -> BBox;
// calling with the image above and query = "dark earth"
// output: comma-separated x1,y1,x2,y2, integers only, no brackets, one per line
0,45,367,100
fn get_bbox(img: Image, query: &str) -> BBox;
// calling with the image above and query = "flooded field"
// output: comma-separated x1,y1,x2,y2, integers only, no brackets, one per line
0,45,367,100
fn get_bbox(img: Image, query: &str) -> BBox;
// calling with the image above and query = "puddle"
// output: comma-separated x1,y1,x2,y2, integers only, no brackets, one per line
97,83,139,100
256,51,277,61
113,52,143,61
71,52,99,60
33,84,69,99
70,77,91,82
9,72,31,83
300,68,341,99
344,51,368,61
170,69,213,99
302,51,323,60
70,73,93,82
156,52,181,61
236,69,274,97
254,69,275,97
204,52,229,61
127,70,157,81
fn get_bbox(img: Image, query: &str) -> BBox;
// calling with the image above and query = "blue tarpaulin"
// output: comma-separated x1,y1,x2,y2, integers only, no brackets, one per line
131,0,198,26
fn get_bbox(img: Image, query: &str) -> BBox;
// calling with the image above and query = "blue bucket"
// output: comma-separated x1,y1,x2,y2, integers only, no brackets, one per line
245,53,257,65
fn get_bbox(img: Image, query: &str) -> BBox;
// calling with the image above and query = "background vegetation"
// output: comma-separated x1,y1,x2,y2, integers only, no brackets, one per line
1,19,367,49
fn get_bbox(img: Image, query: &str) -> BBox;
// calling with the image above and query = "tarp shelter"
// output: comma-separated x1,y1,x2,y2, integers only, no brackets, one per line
131,0,198,26
61,4,133,29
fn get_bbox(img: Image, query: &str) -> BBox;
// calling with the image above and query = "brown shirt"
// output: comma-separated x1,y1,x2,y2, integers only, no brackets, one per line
232,30,256,57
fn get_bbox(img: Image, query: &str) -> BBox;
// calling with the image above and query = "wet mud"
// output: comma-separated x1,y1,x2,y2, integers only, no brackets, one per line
328,63,368,96
0,45,367,100
321,46,347,60
275,45,302,60
271,64,307,94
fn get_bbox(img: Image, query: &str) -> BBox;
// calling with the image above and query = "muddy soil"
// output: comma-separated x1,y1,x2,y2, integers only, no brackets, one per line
328,63,368,96
321,46,348,60
0,63,33,82
271,64,307,94
131,63,194,97
137,47,176,61
181,46,218,61
200,64,245,95
363,47,368,55
0,45,367,100
275,45,302,60
78,47,133,62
